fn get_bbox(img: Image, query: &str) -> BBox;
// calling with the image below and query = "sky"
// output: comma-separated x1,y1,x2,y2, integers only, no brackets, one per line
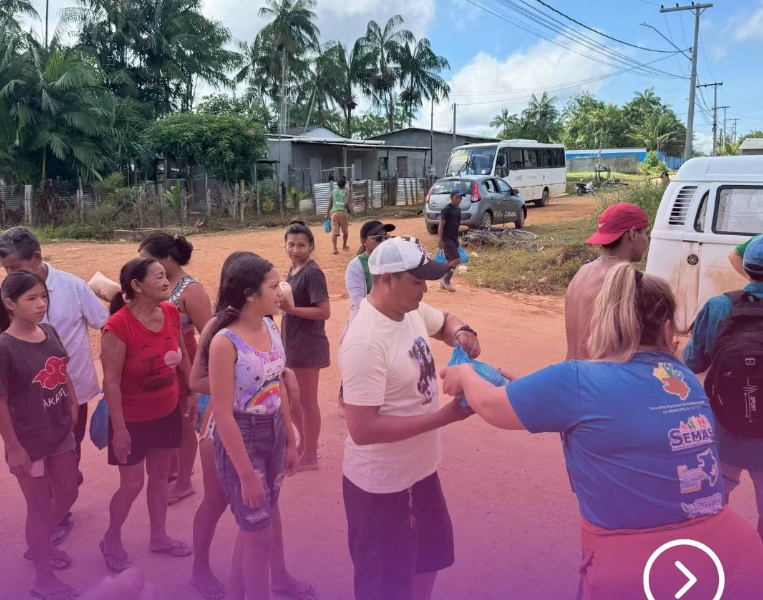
29,0,763,154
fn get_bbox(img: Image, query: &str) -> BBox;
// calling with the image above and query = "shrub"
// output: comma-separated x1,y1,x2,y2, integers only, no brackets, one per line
639,150,668,176
595,181,665,227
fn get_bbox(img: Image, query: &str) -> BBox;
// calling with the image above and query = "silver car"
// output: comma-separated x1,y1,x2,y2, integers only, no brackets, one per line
424,176,527,235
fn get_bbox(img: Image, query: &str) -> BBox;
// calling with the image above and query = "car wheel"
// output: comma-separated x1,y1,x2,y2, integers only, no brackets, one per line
536,188,550,207
514,208,525,229
480,211,493,229
426,222,438,235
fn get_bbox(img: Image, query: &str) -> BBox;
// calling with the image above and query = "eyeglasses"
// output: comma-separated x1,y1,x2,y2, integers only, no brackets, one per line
367,233,391,242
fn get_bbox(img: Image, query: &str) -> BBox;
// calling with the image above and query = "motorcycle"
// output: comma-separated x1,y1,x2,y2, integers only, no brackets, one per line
575,181,596,196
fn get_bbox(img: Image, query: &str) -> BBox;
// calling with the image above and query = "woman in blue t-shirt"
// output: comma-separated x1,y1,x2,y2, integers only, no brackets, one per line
442,263,763,600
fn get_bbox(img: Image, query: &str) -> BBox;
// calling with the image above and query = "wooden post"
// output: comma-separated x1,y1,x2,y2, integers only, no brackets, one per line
205,173,211,218
76,189,84,222
366,179,371,213
180,187,187,224
256,182,261,215
240,180,245,223
138,185,146,228
24,184,32,224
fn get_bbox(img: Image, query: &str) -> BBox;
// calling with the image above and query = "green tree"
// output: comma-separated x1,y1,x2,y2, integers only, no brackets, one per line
196,93,277,132
257,0,320,133
490,108,524,140
325,38,374,138
364,15,413,132
350,112,388,139
629,113,681,152
146,112,268,184
0,0,39,41
520,92,560,143
397,37,449,127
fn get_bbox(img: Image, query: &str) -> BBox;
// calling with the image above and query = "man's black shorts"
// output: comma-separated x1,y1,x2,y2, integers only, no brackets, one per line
443,239,460,262
343,471,455,600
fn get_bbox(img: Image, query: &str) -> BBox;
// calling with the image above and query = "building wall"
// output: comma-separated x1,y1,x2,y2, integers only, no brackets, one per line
741,149,763,156
567,156,641,174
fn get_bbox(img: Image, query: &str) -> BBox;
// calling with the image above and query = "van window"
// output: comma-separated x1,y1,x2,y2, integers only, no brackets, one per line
523,149,538,168
714,186,763,235
694,192,709,232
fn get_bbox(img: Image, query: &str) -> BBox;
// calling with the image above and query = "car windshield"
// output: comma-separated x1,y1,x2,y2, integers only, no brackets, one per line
432,180,473,195
445,146,497,176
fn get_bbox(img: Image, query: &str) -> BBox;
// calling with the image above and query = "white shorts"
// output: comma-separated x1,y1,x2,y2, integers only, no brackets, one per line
24,433,75,478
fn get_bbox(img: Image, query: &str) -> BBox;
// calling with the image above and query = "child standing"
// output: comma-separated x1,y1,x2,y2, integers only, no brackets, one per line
0,271,80,600
204,253,299,600
281,220,330,472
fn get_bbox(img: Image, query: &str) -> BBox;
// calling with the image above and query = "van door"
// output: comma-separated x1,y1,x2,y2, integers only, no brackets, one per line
672,186,707,331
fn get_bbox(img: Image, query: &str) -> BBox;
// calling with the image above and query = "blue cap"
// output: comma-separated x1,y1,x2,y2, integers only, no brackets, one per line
451,188,465,197
744,236,763,279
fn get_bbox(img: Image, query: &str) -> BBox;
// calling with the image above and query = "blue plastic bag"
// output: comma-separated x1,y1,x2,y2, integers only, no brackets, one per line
435,250,446,263
196,394,212,433
324,219,331,233
89,397,109,450
458,247,470,264
447,343,508,408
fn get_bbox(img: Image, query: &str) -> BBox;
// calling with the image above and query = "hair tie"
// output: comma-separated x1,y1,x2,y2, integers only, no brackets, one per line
224,306,239,316
173,235,180,241
635,271,644,284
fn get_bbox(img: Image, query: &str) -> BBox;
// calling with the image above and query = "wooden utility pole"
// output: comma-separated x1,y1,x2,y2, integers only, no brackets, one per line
661,3,713,161
729,118,740,144
697,82,722,156
718,105,730,152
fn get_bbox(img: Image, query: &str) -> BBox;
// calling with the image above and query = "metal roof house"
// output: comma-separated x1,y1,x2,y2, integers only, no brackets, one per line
739,138,763,155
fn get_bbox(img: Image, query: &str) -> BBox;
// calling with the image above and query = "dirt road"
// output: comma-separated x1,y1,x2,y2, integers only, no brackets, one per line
0,197,757,600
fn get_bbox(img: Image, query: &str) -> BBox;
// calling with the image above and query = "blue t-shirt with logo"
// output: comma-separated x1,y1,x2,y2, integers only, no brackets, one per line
507,352,725,530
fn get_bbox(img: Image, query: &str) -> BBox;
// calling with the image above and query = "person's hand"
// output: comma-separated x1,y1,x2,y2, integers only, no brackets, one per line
278,298,292,315
112,428,132,465
439,397,474,424
285,440,298,475
79,568,158,600
439,364,473,397
497,367,517,382
183,394,199,425
438,240,445,250
7,446,32,478
241,470,266,509
455,330,481,359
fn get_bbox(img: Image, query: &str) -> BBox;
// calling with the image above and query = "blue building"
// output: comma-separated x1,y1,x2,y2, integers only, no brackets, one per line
565,148,684,173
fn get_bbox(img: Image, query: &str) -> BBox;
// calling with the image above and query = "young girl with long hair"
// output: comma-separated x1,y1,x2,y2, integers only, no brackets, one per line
0,271,80,600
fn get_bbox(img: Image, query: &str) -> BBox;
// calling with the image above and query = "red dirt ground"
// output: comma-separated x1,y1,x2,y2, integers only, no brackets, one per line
0,197,757,599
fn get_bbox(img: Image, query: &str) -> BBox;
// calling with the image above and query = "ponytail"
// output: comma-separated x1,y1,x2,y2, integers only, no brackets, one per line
110,258,157,315
587,263,676,363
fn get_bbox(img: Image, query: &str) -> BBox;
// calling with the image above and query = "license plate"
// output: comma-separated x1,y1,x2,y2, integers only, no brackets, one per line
428,213,440,220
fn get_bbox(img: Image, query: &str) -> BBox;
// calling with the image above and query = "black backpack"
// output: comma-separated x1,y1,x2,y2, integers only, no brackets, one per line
705,291,763,438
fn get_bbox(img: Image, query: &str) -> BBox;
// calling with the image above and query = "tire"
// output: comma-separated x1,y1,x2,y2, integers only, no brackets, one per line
536,188,550,207
426,222,438,235
576,187,584,196
514,208,526,229
480,211,493,229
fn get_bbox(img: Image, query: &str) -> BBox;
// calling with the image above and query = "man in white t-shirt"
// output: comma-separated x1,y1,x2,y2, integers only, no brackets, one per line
0,227,109,538
339,236,481,600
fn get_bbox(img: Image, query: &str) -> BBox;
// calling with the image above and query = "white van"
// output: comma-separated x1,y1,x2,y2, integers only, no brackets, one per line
444,140,566,206
646,156,763,332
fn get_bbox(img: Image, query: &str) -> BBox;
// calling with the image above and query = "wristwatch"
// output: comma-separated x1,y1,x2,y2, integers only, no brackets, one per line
454,324,478,339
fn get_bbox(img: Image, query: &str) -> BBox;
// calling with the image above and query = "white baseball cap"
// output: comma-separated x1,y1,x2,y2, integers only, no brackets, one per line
368,236,451,280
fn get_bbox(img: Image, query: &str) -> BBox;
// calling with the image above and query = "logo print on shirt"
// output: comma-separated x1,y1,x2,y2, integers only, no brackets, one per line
677,449,719,494
652,363,690,400
668,414,714,452
681,492,724,518
33,356,68,390
409,337,437,405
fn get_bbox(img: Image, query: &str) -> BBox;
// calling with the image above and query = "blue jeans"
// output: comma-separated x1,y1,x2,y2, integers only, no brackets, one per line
214,408,287,531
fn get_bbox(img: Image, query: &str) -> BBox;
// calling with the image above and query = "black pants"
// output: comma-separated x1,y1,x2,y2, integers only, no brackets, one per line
73,403,88,468
343,472,455,600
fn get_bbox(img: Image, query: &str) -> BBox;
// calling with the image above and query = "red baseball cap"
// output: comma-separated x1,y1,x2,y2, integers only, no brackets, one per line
586,203,649,246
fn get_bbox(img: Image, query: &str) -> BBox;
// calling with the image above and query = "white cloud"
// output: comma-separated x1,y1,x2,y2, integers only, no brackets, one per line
727,0,763,42
693,131,714,155
415,38,614,136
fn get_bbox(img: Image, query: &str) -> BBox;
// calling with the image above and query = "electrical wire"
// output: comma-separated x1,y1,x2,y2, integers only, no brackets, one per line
529,0,677,52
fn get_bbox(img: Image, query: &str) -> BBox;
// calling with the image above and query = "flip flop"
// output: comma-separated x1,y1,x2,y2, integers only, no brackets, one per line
190,577,226,600
168,489,196,506
288,462,320,477
23,549,72,570
99,540,129,573
51,520,74,547
29,587,79,600
150,540,193,557
272,581,318,600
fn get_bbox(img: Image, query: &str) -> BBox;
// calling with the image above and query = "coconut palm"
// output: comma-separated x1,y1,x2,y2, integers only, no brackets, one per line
397,37,449,127
521,92,560,143
257,0,319,133
490,108,523,139
629,112,681,152
364,15,413,132
325,38,374,138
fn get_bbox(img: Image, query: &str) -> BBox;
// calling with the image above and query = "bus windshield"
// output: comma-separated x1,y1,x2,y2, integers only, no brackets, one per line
445,146,497,176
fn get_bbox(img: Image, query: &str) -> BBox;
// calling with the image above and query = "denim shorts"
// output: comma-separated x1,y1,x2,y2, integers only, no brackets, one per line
214,407,287,532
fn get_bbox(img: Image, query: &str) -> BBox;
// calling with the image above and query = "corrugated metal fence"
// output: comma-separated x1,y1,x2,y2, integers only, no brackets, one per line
313,181,384,215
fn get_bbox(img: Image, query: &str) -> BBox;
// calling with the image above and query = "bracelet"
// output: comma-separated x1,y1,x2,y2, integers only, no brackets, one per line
455,324,478,339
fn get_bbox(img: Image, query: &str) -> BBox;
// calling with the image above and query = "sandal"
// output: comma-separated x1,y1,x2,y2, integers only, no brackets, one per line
272,581,318,600
190,577,226,600
23,548,72,570
99,540,129,573
168,489,196,506
150,540,193,557
29,587,79,600
51,520,74,547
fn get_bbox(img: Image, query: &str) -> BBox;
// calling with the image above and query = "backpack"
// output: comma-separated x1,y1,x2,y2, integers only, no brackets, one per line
704,291,763,438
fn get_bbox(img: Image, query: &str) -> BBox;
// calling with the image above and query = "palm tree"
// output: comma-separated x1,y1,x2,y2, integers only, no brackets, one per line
300,41,343,129
257,0,319,133
629,113,681,152
521,92,560,143
490,108,523,139
326,38,373,138
397,37,449,127
364,15,413,132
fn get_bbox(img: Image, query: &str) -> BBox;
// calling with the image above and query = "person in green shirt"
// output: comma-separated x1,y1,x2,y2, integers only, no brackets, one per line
730,234,763,280
326,177,352,255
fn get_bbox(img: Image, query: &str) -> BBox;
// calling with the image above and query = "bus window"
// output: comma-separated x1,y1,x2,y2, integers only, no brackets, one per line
523,149,538,169
497,148,510,177
510,149,523,169
538,149,549,168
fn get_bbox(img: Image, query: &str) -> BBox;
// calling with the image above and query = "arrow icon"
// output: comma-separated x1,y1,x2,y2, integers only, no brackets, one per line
674,561,697,599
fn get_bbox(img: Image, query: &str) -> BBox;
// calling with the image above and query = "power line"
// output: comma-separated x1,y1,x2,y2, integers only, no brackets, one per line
529,0,678,52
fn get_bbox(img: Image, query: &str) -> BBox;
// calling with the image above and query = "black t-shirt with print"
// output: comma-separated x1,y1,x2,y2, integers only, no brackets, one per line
440,203,462,243
0,324,72,461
